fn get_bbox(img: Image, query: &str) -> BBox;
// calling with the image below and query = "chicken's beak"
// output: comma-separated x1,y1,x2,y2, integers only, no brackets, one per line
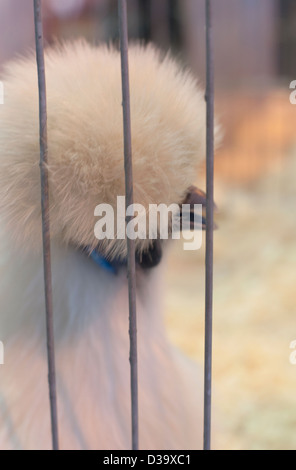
180,185,218,230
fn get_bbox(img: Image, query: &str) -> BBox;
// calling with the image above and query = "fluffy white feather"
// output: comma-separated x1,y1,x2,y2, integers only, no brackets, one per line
0,40,208,259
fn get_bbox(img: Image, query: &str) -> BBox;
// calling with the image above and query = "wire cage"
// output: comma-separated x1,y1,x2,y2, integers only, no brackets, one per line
1,0,215,451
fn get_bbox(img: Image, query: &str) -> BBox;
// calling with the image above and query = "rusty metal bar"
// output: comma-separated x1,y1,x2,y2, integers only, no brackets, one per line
204,0,215,451
118,0,139,451
33,0,59,451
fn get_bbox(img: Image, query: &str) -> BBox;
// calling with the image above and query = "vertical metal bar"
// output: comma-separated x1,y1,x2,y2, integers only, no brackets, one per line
118,0,139,451
33,0,59,451
204,0,214,451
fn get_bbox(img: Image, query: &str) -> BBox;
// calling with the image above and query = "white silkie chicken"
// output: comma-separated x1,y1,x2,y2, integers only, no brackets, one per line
0,41,217,450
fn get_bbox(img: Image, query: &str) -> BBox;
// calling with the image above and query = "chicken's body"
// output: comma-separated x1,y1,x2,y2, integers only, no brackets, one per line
0,237,202,449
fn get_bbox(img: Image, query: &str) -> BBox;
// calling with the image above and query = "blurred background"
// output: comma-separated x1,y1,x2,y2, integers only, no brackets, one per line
0,0,295,450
